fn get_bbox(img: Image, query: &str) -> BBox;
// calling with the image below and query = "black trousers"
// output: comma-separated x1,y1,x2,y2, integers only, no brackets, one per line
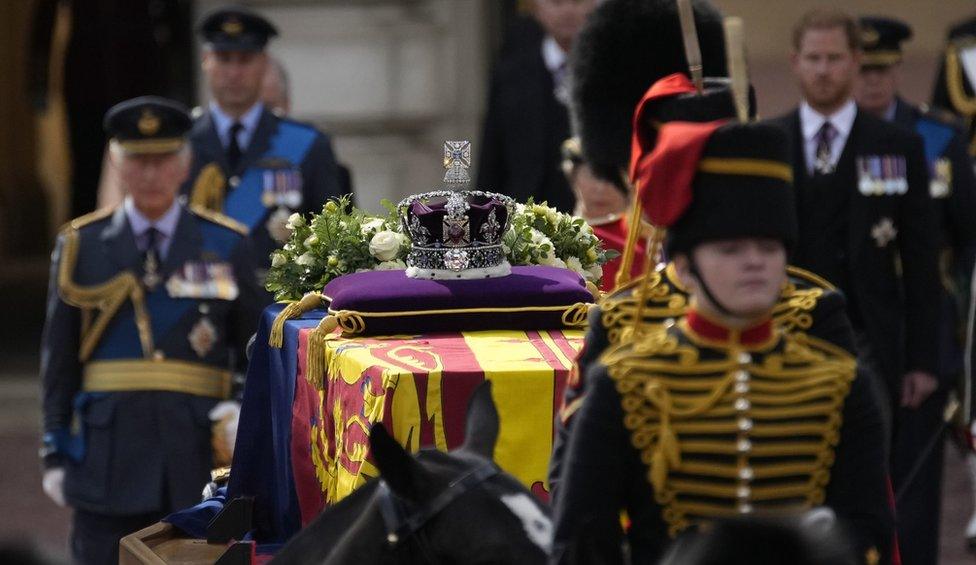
891,388,949,565
70,509,163,565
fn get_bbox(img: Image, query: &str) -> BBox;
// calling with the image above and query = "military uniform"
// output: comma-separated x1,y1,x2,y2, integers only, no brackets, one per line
931,16,976,157
183,7,344,277
859,17,976,565
39,97,264,564
551,119,891,564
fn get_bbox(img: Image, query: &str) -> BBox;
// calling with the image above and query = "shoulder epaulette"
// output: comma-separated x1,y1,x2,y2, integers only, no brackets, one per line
786,265,836,291
62,206,115,233
190,205,248,235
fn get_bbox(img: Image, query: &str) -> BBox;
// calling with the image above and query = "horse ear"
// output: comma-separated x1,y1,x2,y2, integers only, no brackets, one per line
369,422,424,499
461,380,499,460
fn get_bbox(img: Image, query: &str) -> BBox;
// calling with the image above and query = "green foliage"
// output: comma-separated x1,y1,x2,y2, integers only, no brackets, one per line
266,195,617,301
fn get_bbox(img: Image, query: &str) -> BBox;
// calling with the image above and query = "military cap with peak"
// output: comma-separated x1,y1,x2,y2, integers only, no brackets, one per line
859,16,913,67
103,96,192,154
198,6,278,51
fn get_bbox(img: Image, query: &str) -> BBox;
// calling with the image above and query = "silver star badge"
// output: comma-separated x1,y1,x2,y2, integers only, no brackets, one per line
870,217,897,248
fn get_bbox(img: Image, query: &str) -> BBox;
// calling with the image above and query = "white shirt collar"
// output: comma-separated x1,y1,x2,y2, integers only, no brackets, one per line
541,35,567,74
883,101,898,122
123,196,181,239
209,101,264,149
800,98,857,141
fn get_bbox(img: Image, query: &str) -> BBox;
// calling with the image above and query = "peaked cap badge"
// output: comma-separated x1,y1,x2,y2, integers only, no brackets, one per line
138,109,161,136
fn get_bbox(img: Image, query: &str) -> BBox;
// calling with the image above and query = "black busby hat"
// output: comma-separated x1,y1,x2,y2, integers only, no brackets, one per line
636,120,796,255
859,16,913,67
103,96,192,154
571,0,729,187
199,6,278,52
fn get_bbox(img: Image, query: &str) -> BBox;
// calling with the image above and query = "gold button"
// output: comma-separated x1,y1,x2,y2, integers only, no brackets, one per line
737,485,751,498
737,418,753,432
737,352,751,364
739,467,754,480
735,370,750,383
735,398,751,411
738,502,753,514
737,438,752,453
734,381,750,394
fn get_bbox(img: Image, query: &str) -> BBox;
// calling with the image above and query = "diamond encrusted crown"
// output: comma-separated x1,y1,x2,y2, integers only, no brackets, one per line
398,190,515,278
398,141,515,279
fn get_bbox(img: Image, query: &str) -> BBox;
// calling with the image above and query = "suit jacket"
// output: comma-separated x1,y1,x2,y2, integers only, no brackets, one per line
40,205,264,515
477,36,574,213
182,106,343,272
771,110,942,393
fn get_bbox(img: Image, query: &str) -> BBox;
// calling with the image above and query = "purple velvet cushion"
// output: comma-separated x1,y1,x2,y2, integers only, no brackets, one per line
322,265,594,335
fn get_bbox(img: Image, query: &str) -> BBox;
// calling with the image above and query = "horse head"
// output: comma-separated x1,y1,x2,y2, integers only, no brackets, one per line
271,381,551,564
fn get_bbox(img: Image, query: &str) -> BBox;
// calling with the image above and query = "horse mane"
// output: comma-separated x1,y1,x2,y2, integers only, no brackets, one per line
270,480,380,564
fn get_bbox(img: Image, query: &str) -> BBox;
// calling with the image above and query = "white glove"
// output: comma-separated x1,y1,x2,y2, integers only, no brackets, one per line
209,400,241,457
42,467,66,507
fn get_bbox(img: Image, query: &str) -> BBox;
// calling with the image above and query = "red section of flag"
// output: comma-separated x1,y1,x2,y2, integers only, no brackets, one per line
292,328,327,525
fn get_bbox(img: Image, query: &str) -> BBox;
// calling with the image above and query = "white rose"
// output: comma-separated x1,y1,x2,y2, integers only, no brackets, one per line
362,218,385,234
271,253,287,268
304,235,319,247
538,252,557,266
296,252,315,266
565,256,586,277
552,257,567,269
375,259,406,271
370,230,403,261
587,263,603,282
286,213,304,230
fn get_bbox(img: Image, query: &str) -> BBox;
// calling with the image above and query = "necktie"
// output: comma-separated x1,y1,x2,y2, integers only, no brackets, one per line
227,122,243,172
813,121,838,175
142,227,161,290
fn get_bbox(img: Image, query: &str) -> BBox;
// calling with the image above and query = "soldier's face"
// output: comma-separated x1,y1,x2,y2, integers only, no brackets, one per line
203,49,268,112
676,238,786,321
791,27,860,111
855,64,899,117
115,149,189,219
571,163,628,220
533,0,596,51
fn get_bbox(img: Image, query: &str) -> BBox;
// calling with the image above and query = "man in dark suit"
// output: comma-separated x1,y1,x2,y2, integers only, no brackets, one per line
477,0,597,214
39,97,264,564
773,12,942,563
855,16,976,564
183,6,343,282
931,15,976,158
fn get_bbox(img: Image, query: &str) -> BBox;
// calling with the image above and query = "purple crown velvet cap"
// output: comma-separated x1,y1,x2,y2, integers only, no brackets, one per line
398,190,515,276
322,265,594,335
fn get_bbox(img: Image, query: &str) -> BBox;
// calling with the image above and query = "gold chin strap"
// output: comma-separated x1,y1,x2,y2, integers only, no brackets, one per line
190,162,227,212
58,229,154,361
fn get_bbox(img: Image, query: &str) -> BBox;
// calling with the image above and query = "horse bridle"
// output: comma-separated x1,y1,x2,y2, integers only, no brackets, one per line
376,462,500,563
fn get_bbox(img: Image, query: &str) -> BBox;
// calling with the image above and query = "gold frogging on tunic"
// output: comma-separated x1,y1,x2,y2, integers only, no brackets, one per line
602,325,855,538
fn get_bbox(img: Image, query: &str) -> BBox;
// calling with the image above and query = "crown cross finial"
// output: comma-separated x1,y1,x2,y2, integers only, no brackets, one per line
443,140,472,185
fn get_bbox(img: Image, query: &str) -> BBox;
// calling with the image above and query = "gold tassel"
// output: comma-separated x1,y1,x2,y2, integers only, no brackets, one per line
306,315,338,390
190,163,227,212
269,292,325,348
